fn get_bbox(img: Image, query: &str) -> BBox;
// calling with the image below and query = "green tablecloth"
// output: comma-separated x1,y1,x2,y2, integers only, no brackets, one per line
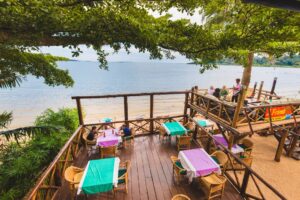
81,158,116,194
163,121,187,136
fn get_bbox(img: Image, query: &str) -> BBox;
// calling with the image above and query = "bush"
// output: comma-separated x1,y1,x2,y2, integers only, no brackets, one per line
35,108,79,133
0,108,79,200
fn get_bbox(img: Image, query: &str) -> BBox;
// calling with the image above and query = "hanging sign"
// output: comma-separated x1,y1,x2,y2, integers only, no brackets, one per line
264,106,292,122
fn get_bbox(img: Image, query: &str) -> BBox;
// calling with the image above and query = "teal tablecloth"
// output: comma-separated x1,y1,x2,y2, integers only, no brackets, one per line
82,158,116,194
163,121,187,136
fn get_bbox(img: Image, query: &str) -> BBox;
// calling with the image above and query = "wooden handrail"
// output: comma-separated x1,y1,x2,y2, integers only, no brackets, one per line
188,116,287,200
25,125,83,199
71,90,190,99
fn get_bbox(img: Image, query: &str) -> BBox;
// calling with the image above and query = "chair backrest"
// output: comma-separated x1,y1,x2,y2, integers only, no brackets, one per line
242,138,254,148
178,136,191,146
100,145,117,158
170,156,185,174
159,126,166,135
185,122,195,131
211,151,228,166
130,128,136,136
82,131,95,144
171,194,191,200
64,166,83,185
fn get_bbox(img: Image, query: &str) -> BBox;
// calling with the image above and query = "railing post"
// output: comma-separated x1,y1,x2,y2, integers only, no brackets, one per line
257,81,264,101
269,77,277,100
150,94,154,133
232,86,246,127
240,168,251,197
275,130,288,162
75,98,84,125
184,92,189,124
124,96,129,126
251,81,257,98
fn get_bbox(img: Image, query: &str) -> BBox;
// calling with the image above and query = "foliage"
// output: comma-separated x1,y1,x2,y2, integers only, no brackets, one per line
0,108,78,200
0,112,12,129
0,132,69,200
35,108,79,133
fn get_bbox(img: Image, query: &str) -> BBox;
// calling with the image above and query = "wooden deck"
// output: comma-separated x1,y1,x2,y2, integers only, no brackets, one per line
55,135,242,200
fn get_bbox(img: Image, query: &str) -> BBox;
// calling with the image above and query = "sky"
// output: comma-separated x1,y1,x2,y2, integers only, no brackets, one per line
40,8,202,63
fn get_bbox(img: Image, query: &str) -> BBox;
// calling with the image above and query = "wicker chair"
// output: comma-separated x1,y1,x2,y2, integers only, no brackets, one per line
170,156,187,184
184,122,195,134
82,131,96,156
123,127,136,147
100,145,117,158
238,138,254,158
64,166,84,199
177,135,191,151
210,151,228,173
114,160,131,193
159,126,168,141
200,173,227,200
172,194,191,200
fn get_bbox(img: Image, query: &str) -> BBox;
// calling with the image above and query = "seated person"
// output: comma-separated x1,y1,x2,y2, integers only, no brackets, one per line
213,88,221,99
87,126,98,141
220,85,229,99
120,124,131,137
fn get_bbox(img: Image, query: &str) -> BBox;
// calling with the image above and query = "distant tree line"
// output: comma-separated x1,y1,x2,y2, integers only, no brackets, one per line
217,55,300,67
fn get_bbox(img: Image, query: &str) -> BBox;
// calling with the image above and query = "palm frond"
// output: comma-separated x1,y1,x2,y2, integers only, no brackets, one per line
0,125,62,145
0,75,23,89
0,112,13,129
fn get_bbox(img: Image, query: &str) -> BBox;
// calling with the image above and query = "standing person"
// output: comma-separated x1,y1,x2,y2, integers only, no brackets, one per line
220,85,229,100
232,78,242,102
208,86,215,95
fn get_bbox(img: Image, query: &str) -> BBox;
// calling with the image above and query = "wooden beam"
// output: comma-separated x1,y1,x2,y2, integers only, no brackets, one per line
75,98,84,125
124,96,128,126
150,94,154,133
257,81,264,101
183,92,189,124
243,0,300,12
274,130,288,162
269,77,277,100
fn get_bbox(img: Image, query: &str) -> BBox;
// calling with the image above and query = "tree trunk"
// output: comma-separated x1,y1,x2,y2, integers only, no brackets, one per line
232,52,254,128
241,52,254,88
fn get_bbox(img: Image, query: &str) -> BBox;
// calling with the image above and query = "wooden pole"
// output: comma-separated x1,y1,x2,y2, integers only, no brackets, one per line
124,96,129,126
274,130,288,162
251,82,257,98
150,94,154,133
190,87,195,116
183,92,189,124
257,81,264,101
269,77,277,100
240,169,250,197
232,87,246,127
267,107,274,135
75,98,84,125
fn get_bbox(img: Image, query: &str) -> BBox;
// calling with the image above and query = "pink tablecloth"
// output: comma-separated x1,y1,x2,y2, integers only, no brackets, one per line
178,148,221,182
96,129,122,147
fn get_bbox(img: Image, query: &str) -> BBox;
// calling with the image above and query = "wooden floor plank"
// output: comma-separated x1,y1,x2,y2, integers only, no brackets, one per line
55,135,242,200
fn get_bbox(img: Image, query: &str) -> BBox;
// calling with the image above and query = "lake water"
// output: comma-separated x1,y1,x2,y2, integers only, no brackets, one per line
1,61,300,128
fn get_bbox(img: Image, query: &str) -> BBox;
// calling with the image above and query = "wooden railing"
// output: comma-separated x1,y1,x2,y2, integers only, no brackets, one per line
25,126,84,200
189,117,287,200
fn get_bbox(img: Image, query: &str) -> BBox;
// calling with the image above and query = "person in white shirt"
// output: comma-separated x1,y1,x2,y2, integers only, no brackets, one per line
208,86,215,95
232,78,242,102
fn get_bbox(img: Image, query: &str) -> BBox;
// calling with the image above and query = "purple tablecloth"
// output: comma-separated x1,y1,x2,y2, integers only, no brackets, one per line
97,129,121,147
213,134,244,154
179,148,220,178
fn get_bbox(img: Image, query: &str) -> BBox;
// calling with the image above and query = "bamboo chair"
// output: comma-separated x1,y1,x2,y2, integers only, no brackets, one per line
184,122,195,135
238,138,254,158
100,145,117,158
171,194,191,200
123,128,136,147
200,173,227,200
159,126,168,141
170,156,187,184
210,151,228,173
64,166,84,199
114,160,131,193
177,135,191,151
232,156,253,170
82,131,96,156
